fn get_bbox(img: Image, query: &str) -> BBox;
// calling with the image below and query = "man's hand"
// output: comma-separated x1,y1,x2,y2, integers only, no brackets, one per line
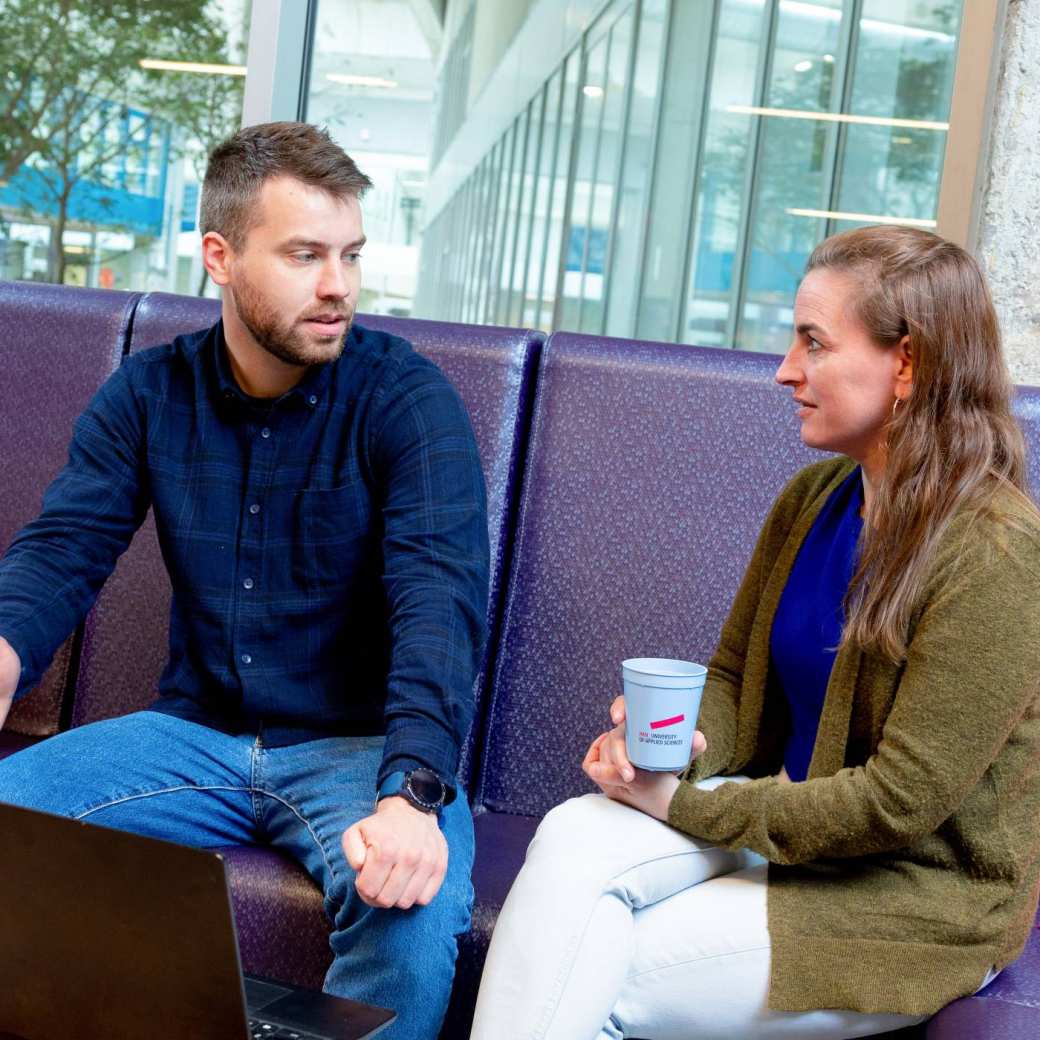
582,695,707,821
342,796,448,910
0,637,20,731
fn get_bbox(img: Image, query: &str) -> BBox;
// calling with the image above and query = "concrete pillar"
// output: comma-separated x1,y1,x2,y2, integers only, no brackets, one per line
976,0,1040,387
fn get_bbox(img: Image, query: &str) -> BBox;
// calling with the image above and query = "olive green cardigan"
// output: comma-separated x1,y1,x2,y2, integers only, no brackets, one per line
668,456,1040,1016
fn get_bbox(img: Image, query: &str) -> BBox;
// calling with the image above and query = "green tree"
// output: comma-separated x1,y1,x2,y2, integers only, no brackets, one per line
0,0,244,284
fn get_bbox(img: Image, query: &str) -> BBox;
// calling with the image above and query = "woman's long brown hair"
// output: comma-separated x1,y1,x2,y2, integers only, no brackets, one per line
806,225,1036,663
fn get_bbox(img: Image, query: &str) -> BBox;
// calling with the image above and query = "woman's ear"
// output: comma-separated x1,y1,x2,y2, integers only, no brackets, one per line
894,334,913,400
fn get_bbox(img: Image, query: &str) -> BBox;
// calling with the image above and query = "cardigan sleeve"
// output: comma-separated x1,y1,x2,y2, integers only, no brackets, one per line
684,504,775,781
668,518,1040,865
685,458,849,782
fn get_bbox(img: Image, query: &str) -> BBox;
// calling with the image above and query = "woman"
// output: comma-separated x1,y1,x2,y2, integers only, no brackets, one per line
470,226,1040,1039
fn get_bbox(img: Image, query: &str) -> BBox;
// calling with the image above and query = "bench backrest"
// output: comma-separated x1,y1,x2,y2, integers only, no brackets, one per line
0,282,136,736
473,332,826,815
474,332,1040,817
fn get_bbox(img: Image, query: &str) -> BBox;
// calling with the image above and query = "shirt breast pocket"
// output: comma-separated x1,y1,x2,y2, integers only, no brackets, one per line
294,483,377,589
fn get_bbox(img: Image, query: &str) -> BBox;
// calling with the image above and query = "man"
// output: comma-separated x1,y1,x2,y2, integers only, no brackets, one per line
0,122,489,1040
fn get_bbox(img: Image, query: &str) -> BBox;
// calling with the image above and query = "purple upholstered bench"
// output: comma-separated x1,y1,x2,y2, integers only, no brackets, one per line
0,282,138,759
463,331,1040,1040
3,280,1040,1039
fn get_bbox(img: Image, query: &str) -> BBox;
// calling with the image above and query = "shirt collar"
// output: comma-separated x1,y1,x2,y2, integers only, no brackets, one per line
210,319,336,412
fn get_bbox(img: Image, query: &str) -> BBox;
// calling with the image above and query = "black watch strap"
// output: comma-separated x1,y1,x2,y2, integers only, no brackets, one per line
376,768,448,814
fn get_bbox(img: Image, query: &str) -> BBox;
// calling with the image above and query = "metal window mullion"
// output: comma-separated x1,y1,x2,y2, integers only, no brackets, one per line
459,175,480,318
824,0,866,238
672,0,724,344
455,176,475,322
576,33,613,331
478,140,504,324
503,103,533,325
633,0,678,336
532,70,567,329
599,0,642,336
242,0,313,125
461,161,486,322
482,137,508,323
452,183,474,320
516,85,548,327
467,158,493,322
445,189,464,320
551,49,588,331
488,122,520,324
725,0,782,349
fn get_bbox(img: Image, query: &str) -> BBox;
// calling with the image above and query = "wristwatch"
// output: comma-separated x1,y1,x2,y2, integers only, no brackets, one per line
376,768,450,814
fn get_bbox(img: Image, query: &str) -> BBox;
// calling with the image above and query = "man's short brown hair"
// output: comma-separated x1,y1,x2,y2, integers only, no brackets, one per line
200,122,373,248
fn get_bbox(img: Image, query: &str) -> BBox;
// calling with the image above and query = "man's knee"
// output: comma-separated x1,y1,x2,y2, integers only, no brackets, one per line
0,740,77,815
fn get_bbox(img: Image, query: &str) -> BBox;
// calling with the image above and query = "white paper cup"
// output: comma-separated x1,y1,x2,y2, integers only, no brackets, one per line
622,658,707,772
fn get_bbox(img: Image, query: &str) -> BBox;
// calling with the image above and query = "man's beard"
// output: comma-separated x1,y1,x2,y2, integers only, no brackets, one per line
231,272,353,367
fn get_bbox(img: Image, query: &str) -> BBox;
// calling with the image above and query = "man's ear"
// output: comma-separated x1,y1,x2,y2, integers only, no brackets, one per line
894,333,913,400
201,231,234,286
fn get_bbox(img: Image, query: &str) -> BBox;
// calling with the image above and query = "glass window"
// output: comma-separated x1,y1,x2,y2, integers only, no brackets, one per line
0,0,247,293
539,51,580,331
734,0,846,353
605,0,667,339
558,33,609,331
305,0,436,317
579,8,635,334
416,0,967,351
475,138,505,323
523,71,563,327
495,105,530,324
486,121,518,324
637,0,719,342
507,88,546,327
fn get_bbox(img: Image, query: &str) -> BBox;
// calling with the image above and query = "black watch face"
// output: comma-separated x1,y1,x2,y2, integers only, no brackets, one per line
407,768,444,807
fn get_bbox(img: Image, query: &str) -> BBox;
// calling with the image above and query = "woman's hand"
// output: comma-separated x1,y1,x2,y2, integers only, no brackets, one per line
582,696,707,821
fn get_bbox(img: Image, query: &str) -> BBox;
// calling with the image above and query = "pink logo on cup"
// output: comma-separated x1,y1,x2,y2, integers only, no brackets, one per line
649,713,685,730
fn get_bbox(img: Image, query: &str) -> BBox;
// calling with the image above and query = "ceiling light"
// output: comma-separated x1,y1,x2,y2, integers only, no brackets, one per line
139,59,246,76
794,60,813,72
787,207,937,228
582,85,604,99
726,104,948,132
823,54,835,62
327,73,398,89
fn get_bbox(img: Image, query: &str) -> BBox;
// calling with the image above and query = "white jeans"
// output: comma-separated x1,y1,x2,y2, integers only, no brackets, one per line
470,784,933,1040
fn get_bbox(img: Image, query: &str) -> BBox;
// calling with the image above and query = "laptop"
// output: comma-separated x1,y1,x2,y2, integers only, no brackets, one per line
0,802,396,1040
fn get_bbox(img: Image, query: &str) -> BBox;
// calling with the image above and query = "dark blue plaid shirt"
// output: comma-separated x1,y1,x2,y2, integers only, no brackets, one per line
0,321,489,794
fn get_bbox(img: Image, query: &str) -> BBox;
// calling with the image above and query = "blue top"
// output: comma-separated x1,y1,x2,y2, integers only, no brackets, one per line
0,321,489,794
769,465,864,782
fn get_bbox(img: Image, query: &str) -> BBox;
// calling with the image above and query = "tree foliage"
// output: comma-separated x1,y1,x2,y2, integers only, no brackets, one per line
0,0,245,280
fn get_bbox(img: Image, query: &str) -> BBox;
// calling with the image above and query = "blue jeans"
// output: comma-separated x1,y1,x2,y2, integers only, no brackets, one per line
0,712,474,1040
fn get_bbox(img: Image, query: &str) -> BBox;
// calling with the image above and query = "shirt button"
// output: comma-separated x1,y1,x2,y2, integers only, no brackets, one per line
261,427,271,439
240,653,252,665
242,578,254,590
249,503,260,515
308,394,318,406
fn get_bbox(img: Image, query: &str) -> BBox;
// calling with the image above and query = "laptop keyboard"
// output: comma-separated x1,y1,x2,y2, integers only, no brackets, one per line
249,1018,324,1040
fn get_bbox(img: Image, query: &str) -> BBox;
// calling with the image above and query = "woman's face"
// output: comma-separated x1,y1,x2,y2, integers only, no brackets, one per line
775,267,910,470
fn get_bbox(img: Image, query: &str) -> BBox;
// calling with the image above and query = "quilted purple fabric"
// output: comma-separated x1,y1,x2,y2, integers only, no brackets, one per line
475,333,825,816
219,845,334,988
0,281,137,736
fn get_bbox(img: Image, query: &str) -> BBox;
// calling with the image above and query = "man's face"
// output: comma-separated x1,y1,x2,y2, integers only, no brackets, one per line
226,176,366,367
